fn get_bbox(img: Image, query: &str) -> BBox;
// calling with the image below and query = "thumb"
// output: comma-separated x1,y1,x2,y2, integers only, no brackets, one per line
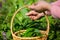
26,11,38,16
28,4,36,10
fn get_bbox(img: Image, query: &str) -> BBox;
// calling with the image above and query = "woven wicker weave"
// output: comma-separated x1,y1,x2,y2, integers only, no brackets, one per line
10,6,50,40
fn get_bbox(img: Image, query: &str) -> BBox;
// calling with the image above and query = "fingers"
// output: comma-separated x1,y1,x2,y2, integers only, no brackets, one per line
28,1,40,9
32,13,44,20
29,16,35,20
28,4,35,10
28,3,42,11
26,10,39,20
26,10,38,16
26,11,44,20
28,1,50,11
28,1,40,10
34,14,41,20
29,14,41,20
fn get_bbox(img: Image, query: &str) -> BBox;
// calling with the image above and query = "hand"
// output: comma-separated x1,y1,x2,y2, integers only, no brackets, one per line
26,1,51,20
28,1,51,11
26,10,44,20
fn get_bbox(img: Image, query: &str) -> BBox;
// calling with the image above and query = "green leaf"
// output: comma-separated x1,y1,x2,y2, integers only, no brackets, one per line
6,30,11,38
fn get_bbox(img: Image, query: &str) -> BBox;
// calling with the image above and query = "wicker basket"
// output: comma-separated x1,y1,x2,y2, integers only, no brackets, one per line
10,6,50,40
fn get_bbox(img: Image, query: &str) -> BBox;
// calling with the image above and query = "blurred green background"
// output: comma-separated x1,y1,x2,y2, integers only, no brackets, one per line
0,0,60,40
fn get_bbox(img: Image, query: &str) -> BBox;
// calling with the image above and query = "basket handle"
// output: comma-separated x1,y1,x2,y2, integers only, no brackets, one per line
43,11,50,36
10,5,50,36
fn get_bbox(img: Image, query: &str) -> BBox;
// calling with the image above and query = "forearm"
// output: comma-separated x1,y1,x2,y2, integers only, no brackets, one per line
47,0,60,19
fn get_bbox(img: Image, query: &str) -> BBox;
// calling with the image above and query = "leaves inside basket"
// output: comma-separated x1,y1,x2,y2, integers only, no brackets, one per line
17,28,43,37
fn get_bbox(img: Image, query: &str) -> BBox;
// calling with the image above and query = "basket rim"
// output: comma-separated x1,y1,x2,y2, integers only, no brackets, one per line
12,32,46,39
12,30,47,39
